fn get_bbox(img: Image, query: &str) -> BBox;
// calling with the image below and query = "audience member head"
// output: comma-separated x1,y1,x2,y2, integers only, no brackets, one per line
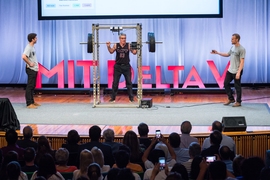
168,132,181,148
107,168,120,180
23,126,34,139
91,146,105,168
24,147,36,163
87,163,101,180
89,125,101,141
181,121,192,134
6,161,21,180
170,163,189,180
114,150,129,168
37,153,57,178
155,142,169,160
55,148,69,166
233,155,245,177
219,145,231,160
0,151,18,180
5,129,18,145
123,130,141,161
37,135,53,153
210,130,222,145
103,129,115,142
80,149,94,174
137,123,149,137
34,176,46,180
166,172,183,180
212,121,222,132
208,161,227,180
117,168,135,180
66,129,80,144
190,156,203,179
260,167,270,180
148,149,165,164
188,142,201,158
241,156,265,180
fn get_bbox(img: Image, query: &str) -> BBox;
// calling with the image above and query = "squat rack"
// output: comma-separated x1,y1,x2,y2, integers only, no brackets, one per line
91,23,143,108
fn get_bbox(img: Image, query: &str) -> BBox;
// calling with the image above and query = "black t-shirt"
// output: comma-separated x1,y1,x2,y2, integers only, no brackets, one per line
116,43,130,64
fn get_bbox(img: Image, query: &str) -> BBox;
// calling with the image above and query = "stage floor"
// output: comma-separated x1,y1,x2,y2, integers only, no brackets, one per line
1,87,270,136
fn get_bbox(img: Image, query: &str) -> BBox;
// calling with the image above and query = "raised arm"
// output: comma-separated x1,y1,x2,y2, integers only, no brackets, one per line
106,42,116,54
142,137,158,163
160,135,176,160
211,50,230,57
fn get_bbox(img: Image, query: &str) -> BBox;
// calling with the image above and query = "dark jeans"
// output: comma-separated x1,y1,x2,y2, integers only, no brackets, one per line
223,70,243,103
111,64,133,100
25,67,37,106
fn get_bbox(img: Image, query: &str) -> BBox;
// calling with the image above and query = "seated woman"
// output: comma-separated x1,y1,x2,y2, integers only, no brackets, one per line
91,146,110,173
6,160,28,180
31,153,65,180
35,136,56,166
55,148,77,173
72,149,94,180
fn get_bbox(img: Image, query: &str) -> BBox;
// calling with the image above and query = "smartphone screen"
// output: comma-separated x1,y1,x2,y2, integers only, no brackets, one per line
206,156,216,162
159,157,165,170
155,130,161,138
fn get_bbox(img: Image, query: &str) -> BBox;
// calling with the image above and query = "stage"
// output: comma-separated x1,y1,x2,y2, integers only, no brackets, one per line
1,87,270,136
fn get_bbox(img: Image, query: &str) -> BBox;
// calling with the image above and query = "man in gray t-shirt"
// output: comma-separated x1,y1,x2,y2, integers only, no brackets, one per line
22,33,41,109
211,33,246,107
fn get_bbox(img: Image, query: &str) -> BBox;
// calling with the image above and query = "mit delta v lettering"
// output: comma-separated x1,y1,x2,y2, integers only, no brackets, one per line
36,60,230,89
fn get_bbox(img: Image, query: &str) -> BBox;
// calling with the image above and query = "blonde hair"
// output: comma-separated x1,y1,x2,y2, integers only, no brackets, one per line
91,146,104,168
80,149,94,174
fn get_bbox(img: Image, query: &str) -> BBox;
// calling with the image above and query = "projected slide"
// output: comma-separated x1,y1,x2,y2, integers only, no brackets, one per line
39,0,222,19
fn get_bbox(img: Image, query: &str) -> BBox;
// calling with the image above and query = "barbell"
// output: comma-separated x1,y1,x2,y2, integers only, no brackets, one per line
80,32,162,53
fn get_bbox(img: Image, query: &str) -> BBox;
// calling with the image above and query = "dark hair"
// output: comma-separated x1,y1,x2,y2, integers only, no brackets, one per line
166,172,183,180
24,147,36,162
89,126,101,141
6,161,21,180
212,121,222,132
0,151,19,180
117,168,135,180
37,153,59,179
107,168,120,180
23,126,33,139
34,176,46,180
181,121,192,134
170,163,188,180
189,142,201,158
241,156,265,180
168,132,181,148
114,150,129,168
148,149,165,164
208,161,227,180
27,33,37,42
232,33,241,41
219,145,231,160
233,155,245,177
67,129,80,144
5,129,18,145
260,167,270,180
137,123,149,136
210,130,222,145
87,163,101,180
190,156,203,179
123,131,141,162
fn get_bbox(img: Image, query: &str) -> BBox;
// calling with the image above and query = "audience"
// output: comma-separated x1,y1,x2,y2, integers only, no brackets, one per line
170,163,189,180
35,135,56,166
17,125,38,150
233,155,245,178
62,129,81,166
201,130,222,157
73,149,94,180
31,153,65,180
240,156,265,180
6,160,28,180
168,132,190,164
79,125,114,167
180,121,199,148
55,147,77,173
219,145,233,173
137,122,152,150
102,128,122,155
87,163,103,180
21,147,39,172
91,146,110,173
202,121,236,159
181,142,201,174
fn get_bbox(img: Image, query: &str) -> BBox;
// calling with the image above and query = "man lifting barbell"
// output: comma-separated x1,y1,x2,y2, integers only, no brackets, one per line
106,33,137,103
